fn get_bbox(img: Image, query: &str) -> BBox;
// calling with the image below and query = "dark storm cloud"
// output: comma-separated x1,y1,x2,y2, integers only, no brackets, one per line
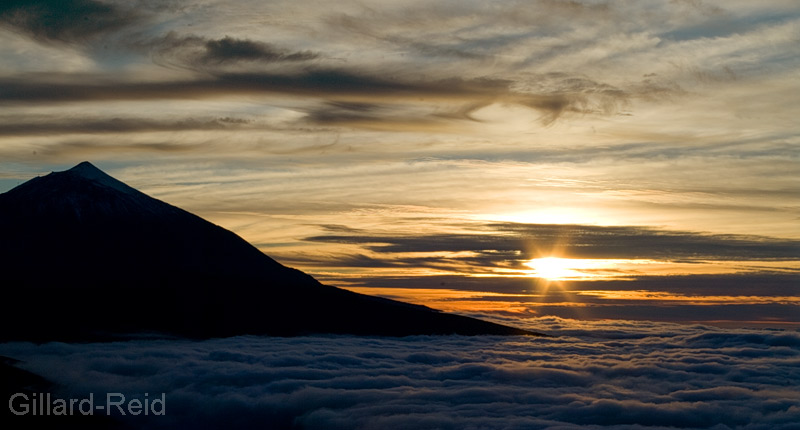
305,222,800,262
2,322,798,429
0,0,140,43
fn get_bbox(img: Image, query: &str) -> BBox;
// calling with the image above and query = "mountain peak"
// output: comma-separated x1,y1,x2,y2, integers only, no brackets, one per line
62,161,137,195
68,161,104,176
0,161,176,221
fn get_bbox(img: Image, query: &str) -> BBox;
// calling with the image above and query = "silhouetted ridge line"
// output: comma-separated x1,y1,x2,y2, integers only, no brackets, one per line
0,162,544,340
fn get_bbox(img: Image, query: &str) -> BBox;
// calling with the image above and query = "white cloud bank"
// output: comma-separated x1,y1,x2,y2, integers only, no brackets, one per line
2,318,798,429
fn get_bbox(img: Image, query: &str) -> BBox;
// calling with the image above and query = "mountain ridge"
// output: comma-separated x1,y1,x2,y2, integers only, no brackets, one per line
0,162,543,340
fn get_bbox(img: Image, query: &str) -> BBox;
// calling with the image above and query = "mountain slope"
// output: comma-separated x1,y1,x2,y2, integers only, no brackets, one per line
0,162,542,340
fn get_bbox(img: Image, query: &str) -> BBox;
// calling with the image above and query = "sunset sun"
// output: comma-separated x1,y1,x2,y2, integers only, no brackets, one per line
525,257,585,280
523,257,629,281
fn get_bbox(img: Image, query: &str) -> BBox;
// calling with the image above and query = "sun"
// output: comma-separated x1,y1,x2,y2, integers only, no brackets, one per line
524,257,668,281
524,257,581,280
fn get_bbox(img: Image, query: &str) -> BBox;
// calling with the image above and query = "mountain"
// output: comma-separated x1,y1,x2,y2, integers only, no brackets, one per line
0,162,541,340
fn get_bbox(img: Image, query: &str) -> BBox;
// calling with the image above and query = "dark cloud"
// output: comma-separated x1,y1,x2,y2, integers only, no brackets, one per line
1,322,798,429
310,273,799,327
305,222,800,262
302,101,454,131
332,273,800,297
0,68,629,128
289,252,503,275
205,36,317,64
0,70,489,102
306,101,402,125
0,117,253,136
146,33,318,70
0,0,140,43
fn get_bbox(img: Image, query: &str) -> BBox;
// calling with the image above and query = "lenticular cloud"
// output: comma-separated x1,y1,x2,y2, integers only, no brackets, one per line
2,319,798,429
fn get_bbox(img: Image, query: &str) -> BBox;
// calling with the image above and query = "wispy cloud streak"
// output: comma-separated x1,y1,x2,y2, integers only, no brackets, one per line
306,222,800,262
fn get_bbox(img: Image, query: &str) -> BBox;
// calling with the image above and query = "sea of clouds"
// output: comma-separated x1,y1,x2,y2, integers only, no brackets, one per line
2,318,799,429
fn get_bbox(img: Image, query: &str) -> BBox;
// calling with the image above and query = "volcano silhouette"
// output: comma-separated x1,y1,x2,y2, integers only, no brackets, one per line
0,162,540,340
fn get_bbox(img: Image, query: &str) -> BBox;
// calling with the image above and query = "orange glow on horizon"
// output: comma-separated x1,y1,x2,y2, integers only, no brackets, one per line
341,287,800,324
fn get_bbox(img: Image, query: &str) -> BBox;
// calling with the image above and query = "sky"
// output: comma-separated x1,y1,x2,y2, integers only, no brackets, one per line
2,320,799,429
0,0,798,327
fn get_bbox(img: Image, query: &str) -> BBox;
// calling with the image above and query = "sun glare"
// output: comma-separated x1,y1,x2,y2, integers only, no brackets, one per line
522,257,676,280
525,257,584,280
523,257,640,281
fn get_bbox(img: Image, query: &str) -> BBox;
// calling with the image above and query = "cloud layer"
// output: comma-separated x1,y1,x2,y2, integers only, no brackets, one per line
2,320,799,429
